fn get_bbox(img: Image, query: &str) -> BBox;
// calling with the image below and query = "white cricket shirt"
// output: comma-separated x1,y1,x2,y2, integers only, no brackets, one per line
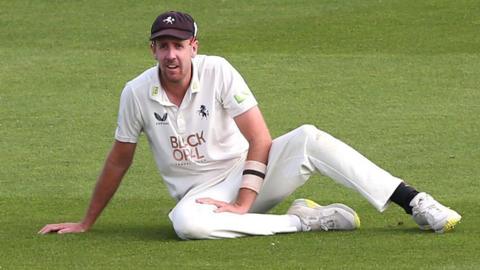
115,55,258,200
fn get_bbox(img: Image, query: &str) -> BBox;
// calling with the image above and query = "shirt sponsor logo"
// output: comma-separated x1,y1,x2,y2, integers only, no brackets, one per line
170,131,206,161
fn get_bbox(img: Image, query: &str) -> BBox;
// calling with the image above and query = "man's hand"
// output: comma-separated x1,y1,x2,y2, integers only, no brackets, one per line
196,188,258,214
38,141,136,236
196,198,250,214
38,222,88,235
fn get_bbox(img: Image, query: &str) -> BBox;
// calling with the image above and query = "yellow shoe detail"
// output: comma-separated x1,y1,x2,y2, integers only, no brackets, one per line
304,199,320,208
441,216,462,233
353,213,361,228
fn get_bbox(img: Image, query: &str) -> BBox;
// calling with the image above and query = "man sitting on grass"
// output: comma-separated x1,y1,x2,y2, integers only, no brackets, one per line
39,11,461,239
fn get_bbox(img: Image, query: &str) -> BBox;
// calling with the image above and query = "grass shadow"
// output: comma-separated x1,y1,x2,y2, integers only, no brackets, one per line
358,225,442,235
91,223,180,242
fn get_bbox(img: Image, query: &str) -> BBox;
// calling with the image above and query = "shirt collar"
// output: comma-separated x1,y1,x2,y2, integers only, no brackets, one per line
190,59,200,94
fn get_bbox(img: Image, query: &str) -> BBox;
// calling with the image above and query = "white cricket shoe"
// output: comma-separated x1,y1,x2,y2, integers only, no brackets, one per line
410,192,462,233
287,198,360,231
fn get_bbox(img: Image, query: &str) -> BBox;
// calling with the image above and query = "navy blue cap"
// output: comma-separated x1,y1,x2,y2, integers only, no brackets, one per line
150,11,197,40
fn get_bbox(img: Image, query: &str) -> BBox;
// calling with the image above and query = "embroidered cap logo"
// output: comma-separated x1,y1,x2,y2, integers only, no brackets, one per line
163,16,175,24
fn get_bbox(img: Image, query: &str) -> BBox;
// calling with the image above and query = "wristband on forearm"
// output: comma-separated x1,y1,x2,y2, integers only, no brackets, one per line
240,160,267,193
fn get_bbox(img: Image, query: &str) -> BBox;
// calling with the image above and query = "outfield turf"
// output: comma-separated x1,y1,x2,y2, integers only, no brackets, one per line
1,0,479,269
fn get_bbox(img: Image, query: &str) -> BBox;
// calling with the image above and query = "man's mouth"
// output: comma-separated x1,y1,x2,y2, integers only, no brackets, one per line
166,64,179,70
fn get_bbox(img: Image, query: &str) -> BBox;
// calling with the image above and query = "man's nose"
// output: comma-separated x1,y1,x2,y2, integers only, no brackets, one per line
166,47,176,60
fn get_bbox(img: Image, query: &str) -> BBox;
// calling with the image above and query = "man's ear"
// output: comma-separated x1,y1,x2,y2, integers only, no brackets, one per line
150,42,157,60
191,39,198,58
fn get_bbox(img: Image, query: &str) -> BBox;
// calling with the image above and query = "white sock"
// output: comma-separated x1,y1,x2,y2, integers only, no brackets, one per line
288,214,303,232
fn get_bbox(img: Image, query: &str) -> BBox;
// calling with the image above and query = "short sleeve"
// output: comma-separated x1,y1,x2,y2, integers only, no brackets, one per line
114,84,143,143
219,58,258,117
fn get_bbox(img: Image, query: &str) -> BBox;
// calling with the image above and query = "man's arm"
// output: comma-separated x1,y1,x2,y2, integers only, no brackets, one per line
38,140,137,234
196,106,272,213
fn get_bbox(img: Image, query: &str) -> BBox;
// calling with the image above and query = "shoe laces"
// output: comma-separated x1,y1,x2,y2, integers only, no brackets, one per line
304,215,335,231
415,196,442,219
319,218,335,231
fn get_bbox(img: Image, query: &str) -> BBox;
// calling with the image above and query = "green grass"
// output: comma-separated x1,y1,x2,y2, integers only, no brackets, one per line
1,0,479,269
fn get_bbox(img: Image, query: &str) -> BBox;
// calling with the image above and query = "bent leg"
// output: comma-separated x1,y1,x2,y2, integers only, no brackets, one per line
169,171,300,240
252,125,402,213
169,198,299,240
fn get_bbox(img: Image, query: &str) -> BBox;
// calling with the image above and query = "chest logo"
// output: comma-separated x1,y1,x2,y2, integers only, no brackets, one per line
154,112,168,126
154,112,168,121
197,105,209,119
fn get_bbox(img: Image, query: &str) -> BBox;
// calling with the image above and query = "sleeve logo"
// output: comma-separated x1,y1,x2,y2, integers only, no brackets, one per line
234,90,251,104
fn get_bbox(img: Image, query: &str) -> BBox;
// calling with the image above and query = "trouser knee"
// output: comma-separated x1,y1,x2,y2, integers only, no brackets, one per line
169,204,214,240
296,124,321,139
286,124,330,149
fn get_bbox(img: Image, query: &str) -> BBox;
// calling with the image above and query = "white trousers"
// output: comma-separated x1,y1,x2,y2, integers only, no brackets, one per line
168,125,402,239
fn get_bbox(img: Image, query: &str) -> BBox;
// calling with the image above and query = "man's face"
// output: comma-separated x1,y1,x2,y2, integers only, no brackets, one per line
151,37,198,85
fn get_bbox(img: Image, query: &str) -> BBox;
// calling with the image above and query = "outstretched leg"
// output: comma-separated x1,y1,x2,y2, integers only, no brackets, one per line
252,125,402,213
251,125,461,233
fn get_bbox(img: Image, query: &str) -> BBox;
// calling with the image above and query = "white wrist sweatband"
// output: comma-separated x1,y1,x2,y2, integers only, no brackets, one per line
240,160,267,193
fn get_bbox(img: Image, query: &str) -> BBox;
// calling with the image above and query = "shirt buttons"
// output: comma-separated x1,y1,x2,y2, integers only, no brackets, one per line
177,113,186,133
